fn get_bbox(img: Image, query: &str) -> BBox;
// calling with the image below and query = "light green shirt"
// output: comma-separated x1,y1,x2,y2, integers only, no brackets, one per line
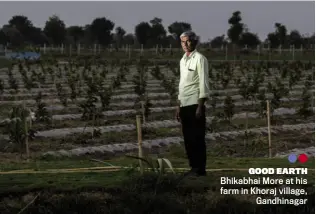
178,49,210,107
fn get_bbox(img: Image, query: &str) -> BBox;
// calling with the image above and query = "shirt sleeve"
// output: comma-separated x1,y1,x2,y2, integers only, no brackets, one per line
177,60,181,100
197,56,210,99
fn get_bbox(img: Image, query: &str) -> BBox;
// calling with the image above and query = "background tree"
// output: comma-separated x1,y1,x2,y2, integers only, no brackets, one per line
0,28,8,45
162,35,177,48
303,34,315,48
67,26,85,45
1,25,24,47
28,27,48,45
266,32,279,48
82,24,93,45
274,23,287,47
209,35,228,48
227,11,244,46
135,22,152,47
167,22,191,46
149,17,166,47
44,15,67,45
89,17,115,46
8,15,33,44
114,26,126,49
266,23,288,48
239,32,261,48
123,33,135,46
0,12,313,51
288,30,302,48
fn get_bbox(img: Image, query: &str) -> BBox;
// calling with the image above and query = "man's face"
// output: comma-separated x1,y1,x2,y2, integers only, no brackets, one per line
180,36,195,53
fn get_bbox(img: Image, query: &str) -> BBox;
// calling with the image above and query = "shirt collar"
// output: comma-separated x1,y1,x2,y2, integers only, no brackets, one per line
184,49,197,59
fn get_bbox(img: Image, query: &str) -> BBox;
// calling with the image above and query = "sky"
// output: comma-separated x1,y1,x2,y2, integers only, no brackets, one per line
0,1,314,42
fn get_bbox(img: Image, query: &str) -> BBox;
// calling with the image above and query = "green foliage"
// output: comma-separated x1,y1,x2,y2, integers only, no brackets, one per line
34,92,51,124
227,11,244,45
5,105,36,153
170,65,179,77
256,89,267,117
55,82,68,107
269,77,289,113
168,21,191,44
305,74,313,88
210,92,219,113
133,65,147,97
223,95,235,122
238,68,263,102
67,74,79,101
79,95,101,121
150,65,163,80
135,22,152,47
7,69,18,92
126,155,175,175
89,17,115,46
92,128,102,138
143,95,152,121
162,77,177,104
43,15,67,45
298,87,313,118
0,79,4,95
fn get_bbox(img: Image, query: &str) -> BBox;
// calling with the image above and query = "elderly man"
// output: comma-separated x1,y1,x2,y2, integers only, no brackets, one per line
176,31,210,176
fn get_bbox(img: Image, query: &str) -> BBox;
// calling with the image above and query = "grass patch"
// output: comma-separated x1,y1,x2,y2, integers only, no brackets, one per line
0,58,11,69
1,154,314,172
0,169,314,213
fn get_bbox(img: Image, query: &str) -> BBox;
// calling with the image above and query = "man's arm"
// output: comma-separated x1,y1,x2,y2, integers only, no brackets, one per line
198,97,207,107
177,60,182,107
197,56,210,108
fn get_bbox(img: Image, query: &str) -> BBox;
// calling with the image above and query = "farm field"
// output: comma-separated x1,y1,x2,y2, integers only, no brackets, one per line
0,56,314,213
37,46,315,61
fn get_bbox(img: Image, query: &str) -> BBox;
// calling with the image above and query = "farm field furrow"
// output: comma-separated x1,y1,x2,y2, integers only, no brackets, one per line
40,122,314,158
1,59,314,164
0,90,312,105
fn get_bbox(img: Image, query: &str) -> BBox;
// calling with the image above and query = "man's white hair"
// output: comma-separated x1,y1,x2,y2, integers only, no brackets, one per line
180,31,199,42
180,31,200,46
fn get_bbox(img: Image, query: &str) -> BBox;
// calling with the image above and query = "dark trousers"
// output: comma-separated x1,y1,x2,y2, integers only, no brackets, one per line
179,104,206,173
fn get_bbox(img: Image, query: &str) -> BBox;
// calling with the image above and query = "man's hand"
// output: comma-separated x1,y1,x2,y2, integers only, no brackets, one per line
176,106,181,122
195,105,202,119
196,98,206,119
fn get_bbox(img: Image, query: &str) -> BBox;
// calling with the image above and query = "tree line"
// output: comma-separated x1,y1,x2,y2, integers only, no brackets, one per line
0,11,314,50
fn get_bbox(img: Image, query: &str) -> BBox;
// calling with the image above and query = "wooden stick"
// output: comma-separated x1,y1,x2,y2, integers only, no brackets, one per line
136,115,144,174
17,192,41,214
24,118,29,162
141,101,145,124
257,45,260,60
23,100,30,162
244,110,249,147
266,100,272,158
